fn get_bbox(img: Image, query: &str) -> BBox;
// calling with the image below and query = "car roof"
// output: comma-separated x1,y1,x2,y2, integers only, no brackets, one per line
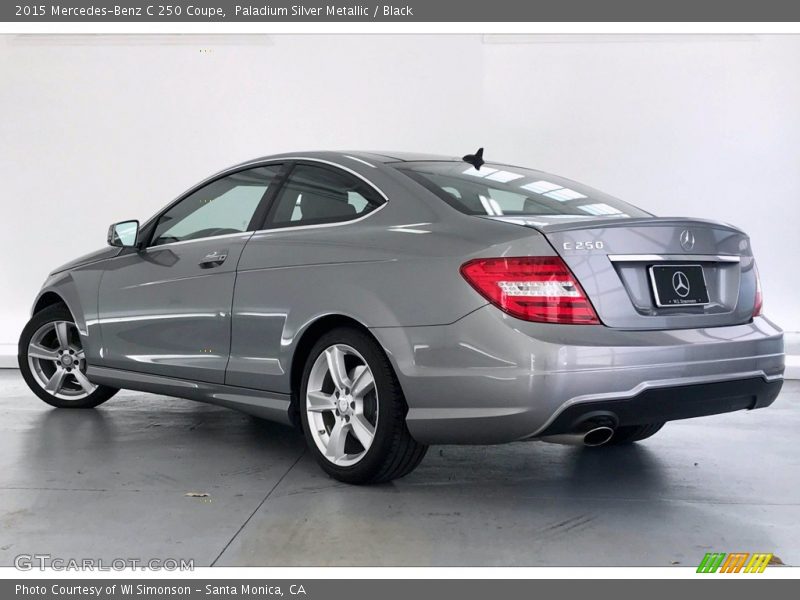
230,150,462,168
354,151,461,163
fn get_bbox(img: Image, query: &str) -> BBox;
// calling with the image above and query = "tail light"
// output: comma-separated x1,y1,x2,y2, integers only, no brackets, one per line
753,261,763,317
460,256,600,324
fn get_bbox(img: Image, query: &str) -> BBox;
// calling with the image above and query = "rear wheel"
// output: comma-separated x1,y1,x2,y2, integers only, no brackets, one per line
299,327,427,484
604,422,665,445
18,305,118,409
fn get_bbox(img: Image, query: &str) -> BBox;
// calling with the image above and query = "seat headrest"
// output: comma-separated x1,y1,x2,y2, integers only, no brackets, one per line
299,190,356,220
523,197,541,213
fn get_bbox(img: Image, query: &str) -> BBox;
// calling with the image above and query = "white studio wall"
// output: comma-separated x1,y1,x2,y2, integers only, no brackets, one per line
1,34,798,358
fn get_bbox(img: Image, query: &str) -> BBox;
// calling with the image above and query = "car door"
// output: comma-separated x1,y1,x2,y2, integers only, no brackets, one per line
226,161,385,391
97,164,284,383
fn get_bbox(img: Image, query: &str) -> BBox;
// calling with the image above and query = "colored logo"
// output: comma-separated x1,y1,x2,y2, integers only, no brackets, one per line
697,552,773,573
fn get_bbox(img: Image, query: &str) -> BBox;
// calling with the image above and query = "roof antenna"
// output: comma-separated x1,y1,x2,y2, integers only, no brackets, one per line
462,147,485,170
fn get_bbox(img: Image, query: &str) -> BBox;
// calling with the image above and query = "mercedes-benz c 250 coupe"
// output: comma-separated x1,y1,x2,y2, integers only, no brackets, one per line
18,150,784,483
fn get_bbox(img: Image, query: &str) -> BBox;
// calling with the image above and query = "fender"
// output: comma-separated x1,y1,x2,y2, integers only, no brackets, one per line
34,266,106,365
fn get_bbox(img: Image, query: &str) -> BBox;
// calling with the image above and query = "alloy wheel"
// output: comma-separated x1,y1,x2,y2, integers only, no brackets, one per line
27,320,97,400
306,344,378,466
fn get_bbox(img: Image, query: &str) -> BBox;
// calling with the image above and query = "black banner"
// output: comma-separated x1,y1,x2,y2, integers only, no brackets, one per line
4,579,798,600
5,0,800,22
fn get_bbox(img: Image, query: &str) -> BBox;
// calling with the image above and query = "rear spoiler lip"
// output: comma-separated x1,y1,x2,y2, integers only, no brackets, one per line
482,215,746,235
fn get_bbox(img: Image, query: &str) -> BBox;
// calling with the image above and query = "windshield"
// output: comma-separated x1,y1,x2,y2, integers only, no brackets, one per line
396,161,650,219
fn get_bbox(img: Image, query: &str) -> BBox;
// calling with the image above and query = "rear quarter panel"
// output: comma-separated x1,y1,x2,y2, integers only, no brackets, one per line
226,177,557,393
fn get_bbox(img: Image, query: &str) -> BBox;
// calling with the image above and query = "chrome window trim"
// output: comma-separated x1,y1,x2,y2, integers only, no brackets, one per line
220,156,388,202
252,155,390,234
608,254,741,263
141,232,254,251
272,156,389,202
252,202,388,235
140,160,287,234
140,155,390,247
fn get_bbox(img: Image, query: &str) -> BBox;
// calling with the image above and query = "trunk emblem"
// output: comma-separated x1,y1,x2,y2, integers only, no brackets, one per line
672,271,691,297
680,229,695,251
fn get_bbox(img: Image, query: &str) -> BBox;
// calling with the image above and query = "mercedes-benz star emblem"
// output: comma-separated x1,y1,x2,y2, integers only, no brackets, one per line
680,229,695,251
672,271,691,298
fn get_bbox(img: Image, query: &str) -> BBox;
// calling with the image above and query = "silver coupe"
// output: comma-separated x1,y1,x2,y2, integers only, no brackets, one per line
18,150,784,483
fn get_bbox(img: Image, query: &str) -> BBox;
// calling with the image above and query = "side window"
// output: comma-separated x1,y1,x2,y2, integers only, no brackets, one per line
151,165,281,246
270,164,383,227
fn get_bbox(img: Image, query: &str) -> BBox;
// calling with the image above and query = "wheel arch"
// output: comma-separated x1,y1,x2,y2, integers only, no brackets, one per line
288,314,392,427
33,291,70,315
30,273,97,360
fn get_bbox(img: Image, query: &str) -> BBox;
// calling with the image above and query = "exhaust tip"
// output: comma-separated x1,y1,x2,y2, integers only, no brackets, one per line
583,426,615,447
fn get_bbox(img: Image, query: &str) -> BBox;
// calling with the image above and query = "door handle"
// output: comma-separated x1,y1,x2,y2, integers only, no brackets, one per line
199,250,228,268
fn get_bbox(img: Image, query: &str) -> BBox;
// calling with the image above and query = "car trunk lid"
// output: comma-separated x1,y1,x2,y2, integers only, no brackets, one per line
488,216,758,330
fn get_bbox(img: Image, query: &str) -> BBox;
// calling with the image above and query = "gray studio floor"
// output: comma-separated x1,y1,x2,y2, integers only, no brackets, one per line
0,369,797,567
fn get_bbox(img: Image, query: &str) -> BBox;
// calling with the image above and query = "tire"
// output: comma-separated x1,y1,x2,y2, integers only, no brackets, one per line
18,304,118,409
299,326,428,484
604,422,665,446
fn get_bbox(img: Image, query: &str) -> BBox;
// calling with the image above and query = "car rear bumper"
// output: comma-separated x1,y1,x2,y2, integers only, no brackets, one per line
536,376,782,436
369,307,785,444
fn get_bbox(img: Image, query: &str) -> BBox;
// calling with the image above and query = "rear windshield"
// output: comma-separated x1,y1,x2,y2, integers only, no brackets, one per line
396,161,649,219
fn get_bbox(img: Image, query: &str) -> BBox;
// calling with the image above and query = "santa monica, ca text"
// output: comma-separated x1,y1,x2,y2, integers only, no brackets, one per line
201,584,306,596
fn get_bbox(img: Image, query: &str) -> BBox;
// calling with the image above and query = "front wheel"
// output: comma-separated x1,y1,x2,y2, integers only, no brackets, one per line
299,327,427,484
18,304,118,409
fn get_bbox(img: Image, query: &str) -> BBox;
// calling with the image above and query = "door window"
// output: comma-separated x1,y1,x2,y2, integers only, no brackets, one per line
151,165,281,246
269,164,383,227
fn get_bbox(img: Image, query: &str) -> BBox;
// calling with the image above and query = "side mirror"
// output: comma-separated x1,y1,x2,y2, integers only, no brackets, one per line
107,220,139,248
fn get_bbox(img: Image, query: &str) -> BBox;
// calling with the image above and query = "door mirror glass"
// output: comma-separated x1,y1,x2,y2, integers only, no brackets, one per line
108,220,139,247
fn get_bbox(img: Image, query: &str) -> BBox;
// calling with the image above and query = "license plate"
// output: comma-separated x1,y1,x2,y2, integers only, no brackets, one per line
649,264,709,307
